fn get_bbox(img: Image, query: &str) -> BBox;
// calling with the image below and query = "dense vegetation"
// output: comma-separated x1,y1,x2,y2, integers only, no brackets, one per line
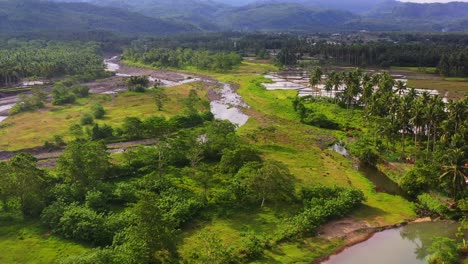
0,41,106,87
296,67,467,205
0,114,365,263
123,48,243,72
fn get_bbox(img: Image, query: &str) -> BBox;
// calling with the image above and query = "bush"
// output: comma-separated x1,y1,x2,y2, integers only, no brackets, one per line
417,193,450,217
90,124,114,140
52,85,76,105
81,113,94,125
348,137,379,166
289,186,365,237
220,146,262,174
92,103,106,119
302,112,339,129
428,237,459,264
53,204,111,245
71,85,90,98
127,76,149,92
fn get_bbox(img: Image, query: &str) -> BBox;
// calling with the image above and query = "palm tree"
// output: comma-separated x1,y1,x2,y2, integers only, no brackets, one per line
439,148,467,197
397,95,412,156
395,80,407,96
410,99,425,148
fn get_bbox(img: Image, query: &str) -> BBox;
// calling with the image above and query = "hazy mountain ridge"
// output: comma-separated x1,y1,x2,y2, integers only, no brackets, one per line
5,0,468,33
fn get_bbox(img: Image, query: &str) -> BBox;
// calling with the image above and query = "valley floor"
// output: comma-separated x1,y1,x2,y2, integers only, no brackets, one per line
0,60,417,263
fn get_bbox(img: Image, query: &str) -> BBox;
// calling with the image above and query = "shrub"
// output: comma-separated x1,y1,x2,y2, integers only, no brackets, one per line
428,237,459,264
417,193,450,217
71,85,90,98
92,103,106,119
52,85,76,105
302,112,339,129
81,113,94,125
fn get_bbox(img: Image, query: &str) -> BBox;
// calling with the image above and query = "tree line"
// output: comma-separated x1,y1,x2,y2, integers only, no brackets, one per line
0,41,106,87
122,48,242,72
295,67,467,199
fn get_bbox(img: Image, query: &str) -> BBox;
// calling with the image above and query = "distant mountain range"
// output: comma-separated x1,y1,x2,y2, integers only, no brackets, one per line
1,0,467,35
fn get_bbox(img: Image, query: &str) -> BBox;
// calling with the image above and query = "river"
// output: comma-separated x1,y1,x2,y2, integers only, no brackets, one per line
322,221,462,264
326,143,462,263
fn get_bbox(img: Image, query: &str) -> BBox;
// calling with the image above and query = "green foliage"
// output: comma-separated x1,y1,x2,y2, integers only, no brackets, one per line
80,113,94,126
71,85,90,98
400,163,438,197
123,48,242,72
9,88,47,115
286,186,365,238
187,229,238,264
57,140,110,196
92,103,106,119
90,123,114,141
51,203,111,245
417,193,450,217
126,76,150,92
348,137,380,166
234,160,296,208
0,153,46,217
428,237,460,264
220,145,262,174
52,84,77,105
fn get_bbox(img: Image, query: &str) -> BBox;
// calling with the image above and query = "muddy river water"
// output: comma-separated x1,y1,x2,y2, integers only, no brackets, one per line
322,221,461,264
325,143,462,263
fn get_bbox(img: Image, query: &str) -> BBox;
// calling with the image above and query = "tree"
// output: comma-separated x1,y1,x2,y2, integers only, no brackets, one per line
126,76,149,92
244,160,295,208
8,153,45,216
92,103,106,119
117,193,177,262
0,162,13,211
57,140,110,196
439,148,467,197
152,88,168,111
52,84,76,105
81,113,94,126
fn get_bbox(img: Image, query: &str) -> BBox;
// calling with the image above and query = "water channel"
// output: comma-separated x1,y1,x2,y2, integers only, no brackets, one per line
327,143,462,263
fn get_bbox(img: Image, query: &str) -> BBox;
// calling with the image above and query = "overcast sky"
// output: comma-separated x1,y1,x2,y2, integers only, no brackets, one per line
400,0,468,2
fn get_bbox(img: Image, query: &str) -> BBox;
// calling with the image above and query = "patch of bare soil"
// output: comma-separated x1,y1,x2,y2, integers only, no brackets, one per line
317,218,371,240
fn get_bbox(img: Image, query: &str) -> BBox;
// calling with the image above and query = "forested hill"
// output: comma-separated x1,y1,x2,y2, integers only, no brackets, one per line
215,3,357,31
0,0,198,35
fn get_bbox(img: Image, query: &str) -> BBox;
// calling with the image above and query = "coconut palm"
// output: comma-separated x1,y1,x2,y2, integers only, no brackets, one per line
395,80,407,96
439,148,467,197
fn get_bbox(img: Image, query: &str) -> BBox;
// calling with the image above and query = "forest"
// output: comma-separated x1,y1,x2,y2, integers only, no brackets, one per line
127,33,468,77
122,48,243,72
0,41,107,87
297,68,467,199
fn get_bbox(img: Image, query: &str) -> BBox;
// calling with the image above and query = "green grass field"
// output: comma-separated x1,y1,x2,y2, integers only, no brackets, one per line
0,214,88,264
0,83,208,151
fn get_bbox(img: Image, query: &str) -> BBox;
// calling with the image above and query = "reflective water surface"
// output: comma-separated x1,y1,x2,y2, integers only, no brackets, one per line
322,221,461,264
